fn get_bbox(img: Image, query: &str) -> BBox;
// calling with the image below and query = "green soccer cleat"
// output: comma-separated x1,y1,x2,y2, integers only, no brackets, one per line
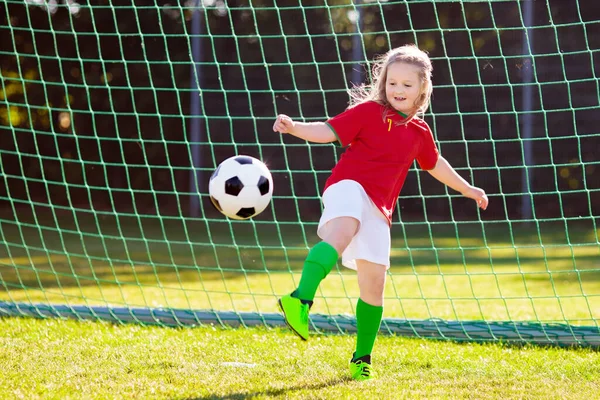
278,294,310,341
350,354,374,381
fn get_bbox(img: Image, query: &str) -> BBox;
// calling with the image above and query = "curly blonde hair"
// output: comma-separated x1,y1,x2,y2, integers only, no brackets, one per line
349,44,433,124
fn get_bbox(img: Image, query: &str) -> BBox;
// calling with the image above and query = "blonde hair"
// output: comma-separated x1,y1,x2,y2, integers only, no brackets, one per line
349,44,433,124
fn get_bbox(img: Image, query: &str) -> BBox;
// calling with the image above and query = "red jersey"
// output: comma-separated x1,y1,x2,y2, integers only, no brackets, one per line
324,101,439,223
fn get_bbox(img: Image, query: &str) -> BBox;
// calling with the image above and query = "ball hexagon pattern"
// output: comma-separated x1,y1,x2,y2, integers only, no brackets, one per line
208,155,273,220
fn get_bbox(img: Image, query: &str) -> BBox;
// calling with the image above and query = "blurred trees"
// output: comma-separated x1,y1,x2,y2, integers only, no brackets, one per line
1,0,598,220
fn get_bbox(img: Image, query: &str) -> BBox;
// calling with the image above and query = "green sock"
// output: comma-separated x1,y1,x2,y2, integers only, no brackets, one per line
355,298,383,360
293,241,338,302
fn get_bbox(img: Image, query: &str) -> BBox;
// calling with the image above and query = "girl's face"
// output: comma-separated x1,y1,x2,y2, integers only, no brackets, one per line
385,62,423,115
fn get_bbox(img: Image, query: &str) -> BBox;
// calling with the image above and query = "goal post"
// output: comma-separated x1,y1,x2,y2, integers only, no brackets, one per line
1,0,599,348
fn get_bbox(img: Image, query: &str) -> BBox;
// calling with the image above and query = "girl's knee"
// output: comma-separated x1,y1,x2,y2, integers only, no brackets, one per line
356,261,387,306
358,276,386,306
321,217,359,254
365,281,385,300
323,235,352,255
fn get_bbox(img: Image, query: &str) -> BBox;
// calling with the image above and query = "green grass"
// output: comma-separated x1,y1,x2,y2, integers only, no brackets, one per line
1,215,599,324
1,317,599,399
1,212,600,397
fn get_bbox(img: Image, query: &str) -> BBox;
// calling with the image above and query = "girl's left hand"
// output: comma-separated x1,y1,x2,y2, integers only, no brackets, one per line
463,186,488,210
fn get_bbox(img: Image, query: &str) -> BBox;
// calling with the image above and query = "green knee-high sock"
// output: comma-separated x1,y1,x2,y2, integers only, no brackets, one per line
293,241,339,302
355,298,384,359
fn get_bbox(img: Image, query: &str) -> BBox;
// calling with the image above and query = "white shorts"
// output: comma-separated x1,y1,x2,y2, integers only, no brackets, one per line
317,180,391,270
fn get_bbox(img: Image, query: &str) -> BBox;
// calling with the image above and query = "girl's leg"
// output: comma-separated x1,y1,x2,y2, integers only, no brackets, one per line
279,216,359,341
354,259,387,359
293,216,359,302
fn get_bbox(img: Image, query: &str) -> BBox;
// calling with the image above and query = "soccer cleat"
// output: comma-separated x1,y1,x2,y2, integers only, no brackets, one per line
277,294,310,341
350,354,374,381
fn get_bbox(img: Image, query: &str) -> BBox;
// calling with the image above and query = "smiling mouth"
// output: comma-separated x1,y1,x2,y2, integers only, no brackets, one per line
394,97,406,101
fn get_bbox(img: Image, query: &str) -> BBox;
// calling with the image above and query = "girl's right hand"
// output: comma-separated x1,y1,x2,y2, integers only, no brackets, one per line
273,114,295,134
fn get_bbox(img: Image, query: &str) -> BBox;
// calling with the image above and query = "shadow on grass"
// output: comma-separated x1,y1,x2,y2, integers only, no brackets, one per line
185,377,350,400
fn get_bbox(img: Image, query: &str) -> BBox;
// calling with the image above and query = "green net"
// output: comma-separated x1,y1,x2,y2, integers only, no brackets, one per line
1,0,599,347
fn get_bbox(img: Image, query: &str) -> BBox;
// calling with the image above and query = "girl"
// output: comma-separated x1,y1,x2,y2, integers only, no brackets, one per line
272,44,488,381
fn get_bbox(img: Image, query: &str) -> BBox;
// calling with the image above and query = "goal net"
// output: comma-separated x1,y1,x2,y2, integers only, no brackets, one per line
1,0,599,347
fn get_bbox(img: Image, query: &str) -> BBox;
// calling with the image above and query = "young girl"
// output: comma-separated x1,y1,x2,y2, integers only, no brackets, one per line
272,44,488,381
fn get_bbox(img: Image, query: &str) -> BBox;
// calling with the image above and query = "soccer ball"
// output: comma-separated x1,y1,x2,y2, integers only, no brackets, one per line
208,155,273,220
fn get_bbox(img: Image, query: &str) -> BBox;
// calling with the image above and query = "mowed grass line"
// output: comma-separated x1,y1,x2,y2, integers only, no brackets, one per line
1,317,599,400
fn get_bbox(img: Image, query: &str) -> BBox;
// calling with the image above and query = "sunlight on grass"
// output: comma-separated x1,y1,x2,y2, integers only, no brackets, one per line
1,220,599,327
3,267,600,325
1,318,600,399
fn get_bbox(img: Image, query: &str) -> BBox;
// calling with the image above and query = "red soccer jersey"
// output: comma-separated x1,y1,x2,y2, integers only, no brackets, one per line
324,101,439,223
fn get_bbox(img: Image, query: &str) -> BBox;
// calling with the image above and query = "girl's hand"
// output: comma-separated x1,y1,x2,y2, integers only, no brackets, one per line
273,114,295,134
463,186,489,210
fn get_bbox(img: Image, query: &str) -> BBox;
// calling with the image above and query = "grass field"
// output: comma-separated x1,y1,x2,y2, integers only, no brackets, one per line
1,212,599,398
1,317,600,399
1,214,599,324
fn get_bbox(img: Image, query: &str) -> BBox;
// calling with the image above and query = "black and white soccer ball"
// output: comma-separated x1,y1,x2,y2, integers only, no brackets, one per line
208,155,273,220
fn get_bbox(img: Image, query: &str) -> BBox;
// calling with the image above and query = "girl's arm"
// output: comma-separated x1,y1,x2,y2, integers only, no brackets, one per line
427,156,489,210
273,114,337,143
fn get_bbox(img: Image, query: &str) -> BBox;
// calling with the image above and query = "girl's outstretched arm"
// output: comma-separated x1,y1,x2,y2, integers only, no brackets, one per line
273,114,337,144
427,156,489,210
